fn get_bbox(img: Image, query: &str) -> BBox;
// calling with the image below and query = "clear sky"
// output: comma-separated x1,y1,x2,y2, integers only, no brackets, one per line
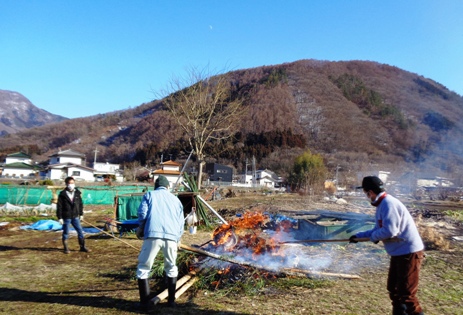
1,0,462,119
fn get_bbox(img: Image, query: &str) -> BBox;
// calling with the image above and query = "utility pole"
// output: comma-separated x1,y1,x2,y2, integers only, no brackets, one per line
245,158,248,184
252,156,257,187
93,147,99,167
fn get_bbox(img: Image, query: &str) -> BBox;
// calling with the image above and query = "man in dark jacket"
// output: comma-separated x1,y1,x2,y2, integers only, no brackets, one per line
56,176,89,254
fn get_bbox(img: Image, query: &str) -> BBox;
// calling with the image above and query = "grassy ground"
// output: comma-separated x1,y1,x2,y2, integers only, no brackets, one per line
1,193,463,315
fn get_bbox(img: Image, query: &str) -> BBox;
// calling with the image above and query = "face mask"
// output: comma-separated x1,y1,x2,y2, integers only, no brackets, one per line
365,191,372,201
67,184,75,191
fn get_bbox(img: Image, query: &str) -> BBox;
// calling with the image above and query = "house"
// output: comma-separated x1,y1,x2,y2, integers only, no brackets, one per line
205,163,233,183
93,162,124,182
234,169,282,189
49,149,86,165
152,160,183,188
46,149,96,181
255,169,281,188
1,152,40,178
5,152,32,164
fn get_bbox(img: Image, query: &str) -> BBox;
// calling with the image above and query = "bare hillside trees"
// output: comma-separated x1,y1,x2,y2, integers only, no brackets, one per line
158,66,245,189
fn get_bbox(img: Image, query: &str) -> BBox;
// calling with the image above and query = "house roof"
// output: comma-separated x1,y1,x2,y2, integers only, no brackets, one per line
3,162,39,170
161,160,182,166
49,149,85,158
6,152,31,158
47,163,95,172
153,169,181,175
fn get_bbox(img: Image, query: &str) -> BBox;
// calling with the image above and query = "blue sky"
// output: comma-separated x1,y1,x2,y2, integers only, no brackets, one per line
1,0,462,119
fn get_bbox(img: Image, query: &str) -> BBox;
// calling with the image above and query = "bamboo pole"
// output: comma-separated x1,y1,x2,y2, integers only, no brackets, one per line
174,277,198,298
196,195,228,224
81,219,141,251
150,273,194,305
278,237,370,244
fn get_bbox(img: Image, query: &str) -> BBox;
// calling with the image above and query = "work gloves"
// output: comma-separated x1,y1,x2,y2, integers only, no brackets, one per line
80,216,84,221
59,219,64,225
136,226,144,240
349,235,358,243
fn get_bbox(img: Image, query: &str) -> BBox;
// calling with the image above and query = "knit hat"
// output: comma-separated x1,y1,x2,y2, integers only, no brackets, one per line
154,175,169,189
357,176,385,193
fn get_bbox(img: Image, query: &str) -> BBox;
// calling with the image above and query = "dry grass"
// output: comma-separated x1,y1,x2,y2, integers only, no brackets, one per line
1,194,463,315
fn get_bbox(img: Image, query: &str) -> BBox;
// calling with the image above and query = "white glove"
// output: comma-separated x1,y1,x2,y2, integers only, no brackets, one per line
79,216,84,221
59,219,64,225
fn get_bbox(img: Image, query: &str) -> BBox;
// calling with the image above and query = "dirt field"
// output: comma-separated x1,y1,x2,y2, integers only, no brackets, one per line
1,193,463,315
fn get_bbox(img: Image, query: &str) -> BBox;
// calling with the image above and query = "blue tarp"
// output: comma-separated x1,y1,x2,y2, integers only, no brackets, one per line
20,220,62,231
20,219,100,234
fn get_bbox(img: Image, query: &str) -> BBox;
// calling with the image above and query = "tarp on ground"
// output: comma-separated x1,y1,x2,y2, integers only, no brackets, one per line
20,220,62,231
0,185,150,205
19,219,100,234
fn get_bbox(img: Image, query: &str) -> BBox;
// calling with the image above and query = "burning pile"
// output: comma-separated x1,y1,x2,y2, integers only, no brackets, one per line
181,210,368,293
210,211,294,260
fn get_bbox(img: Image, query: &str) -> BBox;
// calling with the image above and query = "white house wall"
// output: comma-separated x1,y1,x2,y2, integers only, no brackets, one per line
163,165,180,171
94,162,119,173
2,167,34,178
49,169,66,180
5,157,32,164
50,156,83,165
68,167,95,181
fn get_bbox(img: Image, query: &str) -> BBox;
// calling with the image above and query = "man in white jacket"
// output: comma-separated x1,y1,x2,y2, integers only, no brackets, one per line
350,176,425,315
136,175,184,309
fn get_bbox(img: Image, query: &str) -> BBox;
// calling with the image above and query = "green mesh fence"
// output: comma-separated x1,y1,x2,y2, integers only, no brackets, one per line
0,185,151,205
0,186,52,205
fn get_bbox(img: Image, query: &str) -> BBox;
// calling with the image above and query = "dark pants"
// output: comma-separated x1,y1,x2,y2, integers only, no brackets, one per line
62,217,85,240
387,250,424,315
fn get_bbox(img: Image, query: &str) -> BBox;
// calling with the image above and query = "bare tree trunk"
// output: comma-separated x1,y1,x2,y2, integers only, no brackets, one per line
197,160,205,190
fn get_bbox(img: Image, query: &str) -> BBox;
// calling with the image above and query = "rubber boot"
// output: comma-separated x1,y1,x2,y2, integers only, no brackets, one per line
62,240,70,254
137,278,151,311
78,238,90,252
167,277,177,307
392,303,406,315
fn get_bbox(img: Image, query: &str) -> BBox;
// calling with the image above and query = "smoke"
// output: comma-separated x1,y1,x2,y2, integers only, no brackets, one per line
203,212,388,276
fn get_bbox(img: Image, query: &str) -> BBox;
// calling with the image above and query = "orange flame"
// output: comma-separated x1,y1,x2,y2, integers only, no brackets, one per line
211,211,289,259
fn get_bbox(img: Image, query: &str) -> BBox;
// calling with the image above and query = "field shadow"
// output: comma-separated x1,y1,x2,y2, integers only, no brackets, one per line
0,245,61,252
0,287,249,314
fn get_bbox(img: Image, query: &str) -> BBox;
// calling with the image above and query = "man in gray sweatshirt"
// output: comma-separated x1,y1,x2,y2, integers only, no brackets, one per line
350,176,425,315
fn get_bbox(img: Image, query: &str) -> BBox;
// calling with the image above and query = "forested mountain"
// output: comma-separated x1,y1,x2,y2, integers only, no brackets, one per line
1,60,462,185
0,90,67,135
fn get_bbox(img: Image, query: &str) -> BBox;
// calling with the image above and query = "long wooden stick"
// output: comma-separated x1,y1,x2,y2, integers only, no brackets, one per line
179,244,268,270
282,267,361,279
179,244,360,279
81,219,141,251
279,237,370,244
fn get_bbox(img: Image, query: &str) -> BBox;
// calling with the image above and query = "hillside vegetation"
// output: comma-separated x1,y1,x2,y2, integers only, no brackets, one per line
1,60,462,186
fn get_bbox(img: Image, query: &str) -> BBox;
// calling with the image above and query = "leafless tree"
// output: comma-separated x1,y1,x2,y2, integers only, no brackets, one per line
158,66,245,189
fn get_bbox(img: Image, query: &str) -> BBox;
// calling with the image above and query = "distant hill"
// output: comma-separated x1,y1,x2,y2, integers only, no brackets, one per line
1,60,462,185
0,90,67,135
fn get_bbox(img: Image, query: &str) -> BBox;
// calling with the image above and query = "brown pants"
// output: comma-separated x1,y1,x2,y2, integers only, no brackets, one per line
387,250,425,315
